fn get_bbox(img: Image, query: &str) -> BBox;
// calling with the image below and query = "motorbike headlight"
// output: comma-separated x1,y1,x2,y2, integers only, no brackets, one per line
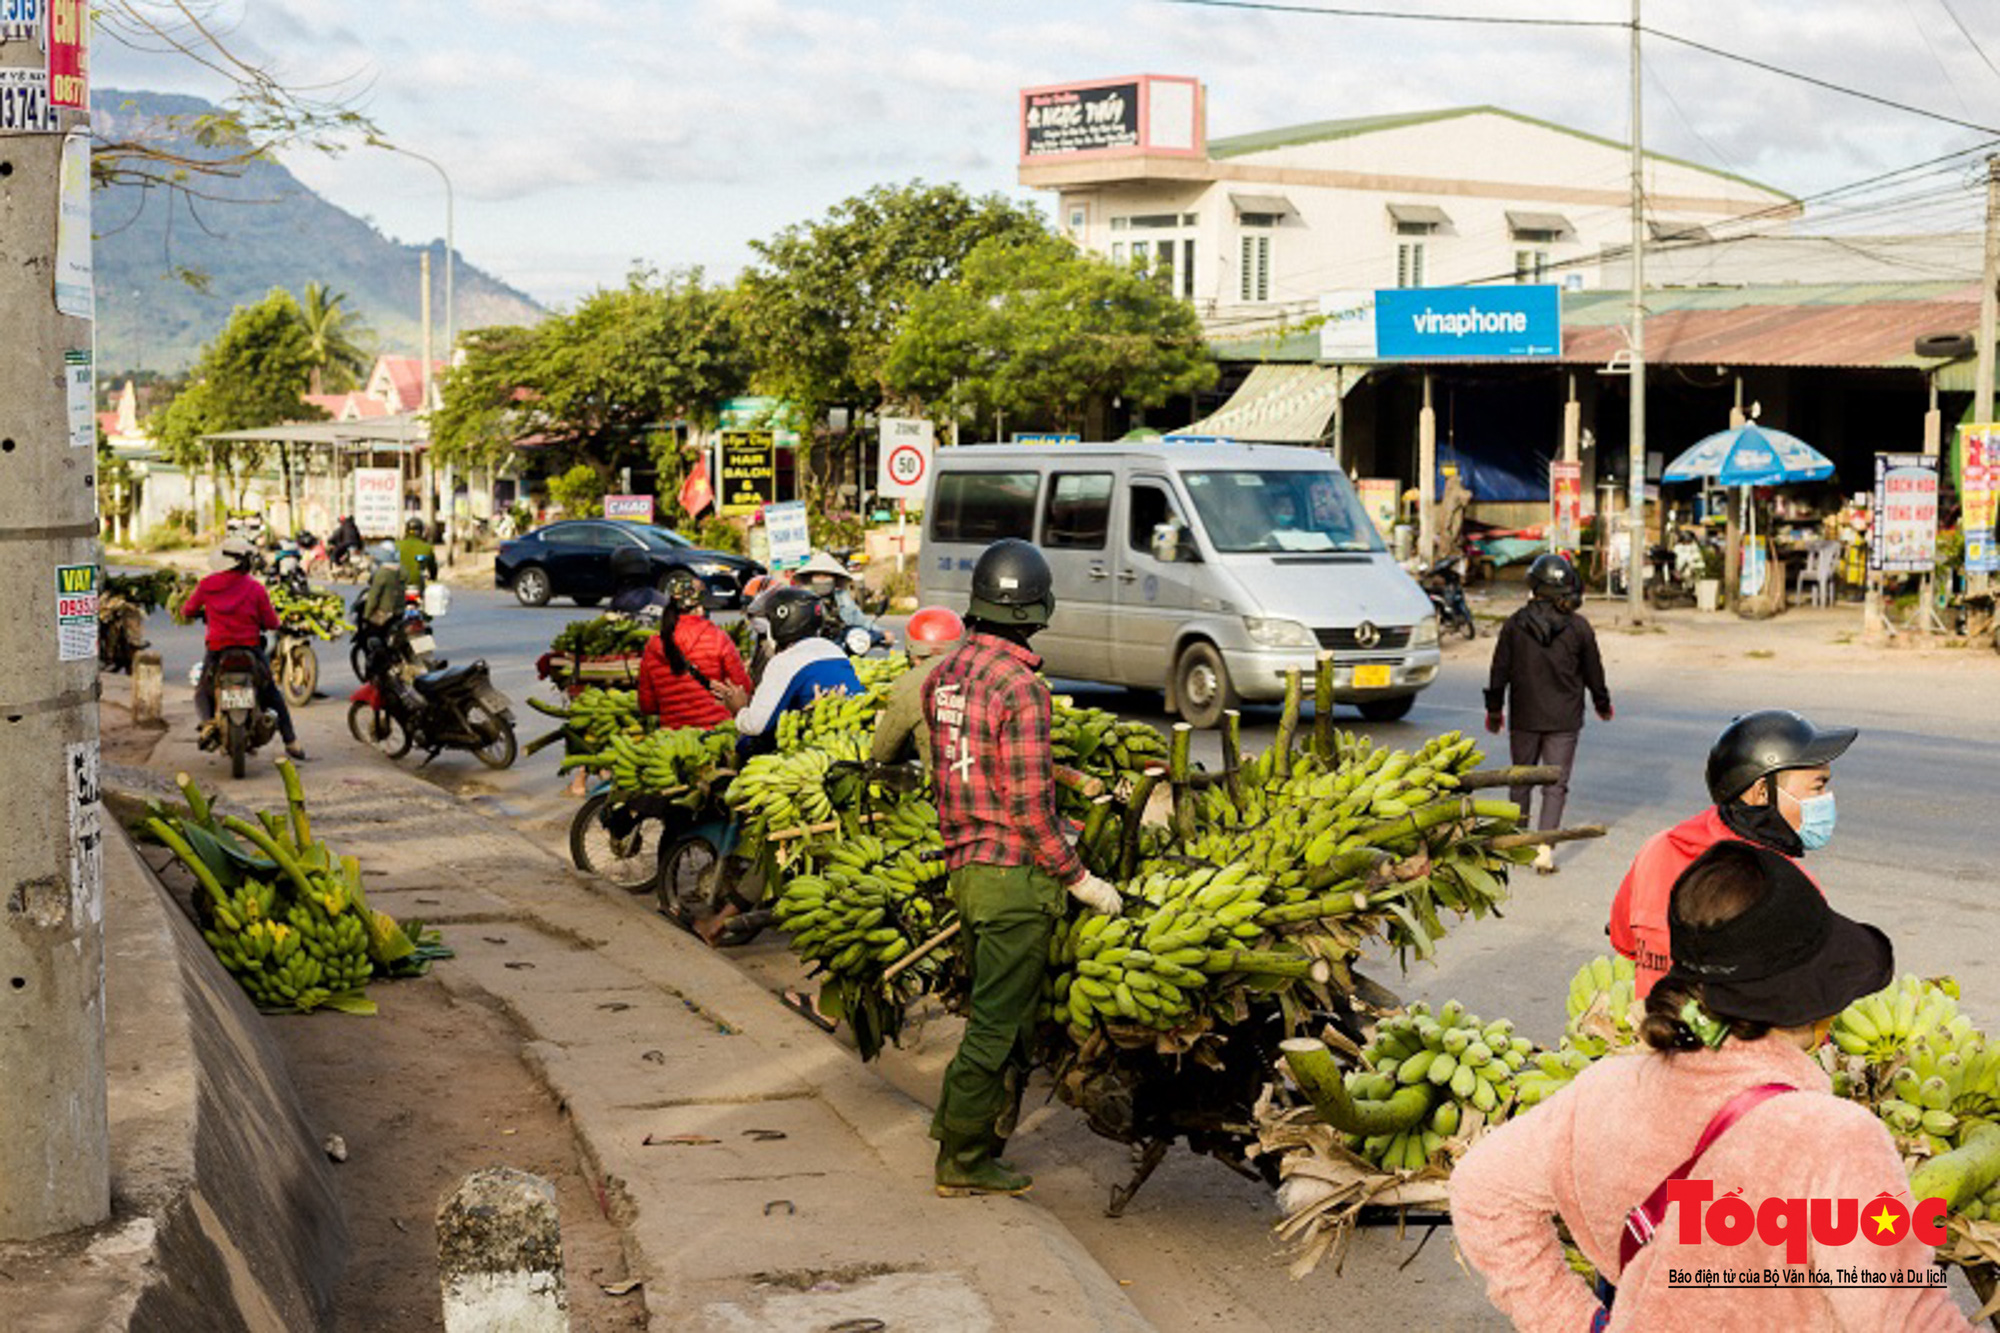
1243,616,1317,649
1412,615,1440,648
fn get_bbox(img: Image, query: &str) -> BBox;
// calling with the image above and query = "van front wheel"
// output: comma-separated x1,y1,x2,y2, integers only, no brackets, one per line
1174,642,1237,730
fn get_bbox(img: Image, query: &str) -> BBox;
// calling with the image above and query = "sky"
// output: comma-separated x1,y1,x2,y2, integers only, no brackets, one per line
96,0,2000,310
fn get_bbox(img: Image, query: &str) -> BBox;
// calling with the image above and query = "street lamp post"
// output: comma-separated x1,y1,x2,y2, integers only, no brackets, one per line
369,138,454,356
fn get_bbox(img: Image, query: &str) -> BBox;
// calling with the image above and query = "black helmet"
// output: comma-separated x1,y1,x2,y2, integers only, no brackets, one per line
405,517,425,538
1528,553,1582,604
610,546,651,586
663,567,705,611
968,538,1055,627
765,587,827,648
1705,710,1858,805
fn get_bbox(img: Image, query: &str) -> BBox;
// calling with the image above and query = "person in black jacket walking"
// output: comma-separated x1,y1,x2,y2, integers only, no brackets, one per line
1484,553,1611,872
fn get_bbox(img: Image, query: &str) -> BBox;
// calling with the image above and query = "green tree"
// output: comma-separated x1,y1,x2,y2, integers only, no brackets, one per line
154,288,326,514
545,464,605,519
431,268,748,477
734,182,1046,487
296,282,372,393
887,233,1217,436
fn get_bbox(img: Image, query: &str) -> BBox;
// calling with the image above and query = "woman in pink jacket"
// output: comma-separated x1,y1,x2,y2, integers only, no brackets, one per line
1452,840,1975,1331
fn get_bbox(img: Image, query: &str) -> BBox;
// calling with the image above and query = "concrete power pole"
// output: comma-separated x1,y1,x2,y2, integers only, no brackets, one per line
420,249,436,529
1972,156,2000,602
0,12,112,1239
1626,0,1649,622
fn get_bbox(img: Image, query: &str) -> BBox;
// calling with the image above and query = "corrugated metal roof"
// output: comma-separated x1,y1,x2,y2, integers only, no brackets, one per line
1178,364,1346,441
1559,293,1981,369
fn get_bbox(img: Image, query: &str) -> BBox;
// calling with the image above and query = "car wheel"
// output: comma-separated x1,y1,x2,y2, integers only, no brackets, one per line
1173,641,1237,730
1357,694,1416,723
513,565,552,607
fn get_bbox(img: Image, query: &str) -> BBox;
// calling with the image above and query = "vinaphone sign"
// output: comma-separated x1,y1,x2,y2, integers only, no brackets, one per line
1319,285,1563,361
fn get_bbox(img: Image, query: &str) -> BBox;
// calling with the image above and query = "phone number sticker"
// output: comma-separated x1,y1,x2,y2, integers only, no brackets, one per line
0,66,55,132
56,561,96,661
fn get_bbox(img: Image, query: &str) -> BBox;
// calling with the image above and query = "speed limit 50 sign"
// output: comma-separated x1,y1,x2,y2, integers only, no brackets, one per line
876,417,934,502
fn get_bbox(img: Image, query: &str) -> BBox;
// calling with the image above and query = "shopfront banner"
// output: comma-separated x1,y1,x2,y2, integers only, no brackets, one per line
1549,460,1583,551
1963,425,2000,573
1870,453,1938,573
720,429,776,517
1358,478,1398,539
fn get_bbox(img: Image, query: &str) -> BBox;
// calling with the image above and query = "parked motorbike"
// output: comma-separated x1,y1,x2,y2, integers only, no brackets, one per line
1419,555,1477,639
348,657,517,769
198,647,279,779
349,588,436,682
1643,535,1711,610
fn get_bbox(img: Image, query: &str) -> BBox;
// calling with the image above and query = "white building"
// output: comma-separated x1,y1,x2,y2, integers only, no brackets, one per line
1019,82,1799,335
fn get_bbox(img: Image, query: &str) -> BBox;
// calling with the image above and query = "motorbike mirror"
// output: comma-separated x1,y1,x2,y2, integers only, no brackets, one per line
843,625,874,657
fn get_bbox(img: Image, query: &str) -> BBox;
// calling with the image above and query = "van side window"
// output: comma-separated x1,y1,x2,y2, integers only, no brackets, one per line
1128,483,1182,550
930,472,1039,543
1042,473,1113,550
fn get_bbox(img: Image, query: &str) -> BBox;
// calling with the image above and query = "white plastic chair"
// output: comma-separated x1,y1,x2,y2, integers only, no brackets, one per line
1793,541,1838,607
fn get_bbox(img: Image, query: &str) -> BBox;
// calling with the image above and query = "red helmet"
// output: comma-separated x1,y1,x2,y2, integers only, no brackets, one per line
904,606,964,658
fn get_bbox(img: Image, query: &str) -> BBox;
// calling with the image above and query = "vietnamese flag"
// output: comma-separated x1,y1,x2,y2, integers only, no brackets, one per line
679,462,714,518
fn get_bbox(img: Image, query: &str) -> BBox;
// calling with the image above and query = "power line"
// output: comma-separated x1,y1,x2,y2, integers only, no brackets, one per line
1154,0,2000,135
1157,0,1620,29
1936,0,2000,83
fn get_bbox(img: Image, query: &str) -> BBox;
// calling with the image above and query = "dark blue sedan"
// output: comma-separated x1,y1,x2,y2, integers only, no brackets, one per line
494,519,763,608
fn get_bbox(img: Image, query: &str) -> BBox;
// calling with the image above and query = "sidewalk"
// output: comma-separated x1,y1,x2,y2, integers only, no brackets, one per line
118,692,1153,1332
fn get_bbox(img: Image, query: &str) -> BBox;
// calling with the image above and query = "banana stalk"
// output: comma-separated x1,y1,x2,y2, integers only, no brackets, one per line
1313,650,1336,763
146,817,230,913
1281,1038,1433,1136
278,756,312,850
1274,668,1302,781
1909,1122,2000,1212
1222,709,1244,809
221,815,318,902
1169,722,1199,844
1119,766,1165,881
174,771,213,829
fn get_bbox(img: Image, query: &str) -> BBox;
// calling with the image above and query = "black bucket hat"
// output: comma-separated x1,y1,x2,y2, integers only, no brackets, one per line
1665,840,1892,1029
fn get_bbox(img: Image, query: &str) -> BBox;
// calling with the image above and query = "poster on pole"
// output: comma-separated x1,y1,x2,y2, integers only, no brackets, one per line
352,467,402,537
1964,425,2000,573
66,740,102,928
720,429,776,516
54,128,91,317
47,0,87,110
1357,478,1398,540
603,494,654,523
1870,454,1938,573
65,348,91,449
764,500,811,570
1549,460,1583,551
0,0,45,43
55,561,96,662
876,417,934,502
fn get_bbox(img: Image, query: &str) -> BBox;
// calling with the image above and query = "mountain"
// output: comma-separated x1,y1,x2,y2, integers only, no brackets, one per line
92,89,545,375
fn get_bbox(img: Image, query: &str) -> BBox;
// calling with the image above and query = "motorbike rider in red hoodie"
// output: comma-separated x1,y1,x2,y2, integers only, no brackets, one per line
1608,708,1854,997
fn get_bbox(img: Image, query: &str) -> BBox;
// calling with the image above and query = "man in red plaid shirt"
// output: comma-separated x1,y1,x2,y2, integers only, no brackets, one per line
923,539,1120,1197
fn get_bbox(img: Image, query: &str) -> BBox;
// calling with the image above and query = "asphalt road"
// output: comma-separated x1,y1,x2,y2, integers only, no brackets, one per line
131,577,1999,1329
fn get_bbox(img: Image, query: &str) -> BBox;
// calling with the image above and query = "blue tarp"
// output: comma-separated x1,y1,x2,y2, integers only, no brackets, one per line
1435,448,1549,503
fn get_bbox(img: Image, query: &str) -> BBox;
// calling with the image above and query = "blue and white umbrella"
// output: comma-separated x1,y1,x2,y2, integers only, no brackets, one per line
1663,423,1835,487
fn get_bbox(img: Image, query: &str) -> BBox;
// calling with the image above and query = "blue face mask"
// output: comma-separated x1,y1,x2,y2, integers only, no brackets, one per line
1790,789,1837,850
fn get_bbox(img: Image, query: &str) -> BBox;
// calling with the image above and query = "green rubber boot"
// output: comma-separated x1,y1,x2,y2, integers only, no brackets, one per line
934,1127,1032,1197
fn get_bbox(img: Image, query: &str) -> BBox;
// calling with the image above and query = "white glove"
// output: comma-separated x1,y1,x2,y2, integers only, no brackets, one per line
1067,872,1122,916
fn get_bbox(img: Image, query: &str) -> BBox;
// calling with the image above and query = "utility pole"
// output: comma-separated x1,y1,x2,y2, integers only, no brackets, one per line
0,11,112,1239
420,250,436,529
1626,0,1649,622
1972,155,2000,602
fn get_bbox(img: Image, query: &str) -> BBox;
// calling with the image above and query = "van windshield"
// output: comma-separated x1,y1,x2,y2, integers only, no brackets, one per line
1181,470,1384,554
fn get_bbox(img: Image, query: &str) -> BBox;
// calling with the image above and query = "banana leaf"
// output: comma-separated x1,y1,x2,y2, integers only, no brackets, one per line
175,821,276,887
320,990,379,1016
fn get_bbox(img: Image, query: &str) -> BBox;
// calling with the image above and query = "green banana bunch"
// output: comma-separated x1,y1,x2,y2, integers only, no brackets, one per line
1830,974,1961,1065
1564,954,1640,1057
560,724,735,801
549,615,655,657
270,588,353,639
778,686,894,752
531,685,648,754
1511,1044,1594,1110
1341,1000,1535,1171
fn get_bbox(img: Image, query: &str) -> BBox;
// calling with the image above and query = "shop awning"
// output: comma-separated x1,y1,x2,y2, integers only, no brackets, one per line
1230,192,1295,216
1387,201,1451,229
1506,209,1571,237
201,413,428,451
1172,364,1349,444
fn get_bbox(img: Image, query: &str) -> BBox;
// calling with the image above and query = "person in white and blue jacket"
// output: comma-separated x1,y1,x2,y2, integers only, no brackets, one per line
711,586,860,758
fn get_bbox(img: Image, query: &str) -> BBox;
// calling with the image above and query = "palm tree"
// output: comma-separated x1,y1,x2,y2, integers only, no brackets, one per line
297,282,372,395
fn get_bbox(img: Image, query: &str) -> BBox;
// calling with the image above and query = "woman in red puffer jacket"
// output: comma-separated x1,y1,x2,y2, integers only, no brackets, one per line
636,573,752,729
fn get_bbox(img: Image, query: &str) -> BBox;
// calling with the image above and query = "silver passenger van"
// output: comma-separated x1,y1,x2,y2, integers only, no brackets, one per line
916,442,1440,726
